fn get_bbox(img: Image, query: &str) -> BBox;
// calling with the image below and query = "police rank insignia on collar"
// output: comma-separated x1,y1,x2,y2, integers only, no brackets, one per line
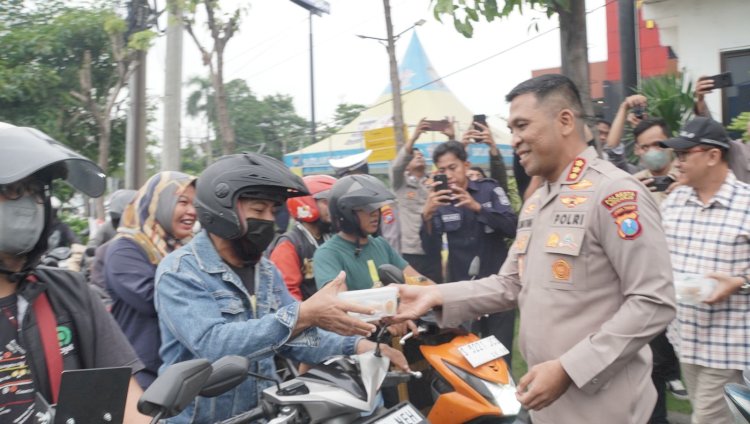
566,158,586,181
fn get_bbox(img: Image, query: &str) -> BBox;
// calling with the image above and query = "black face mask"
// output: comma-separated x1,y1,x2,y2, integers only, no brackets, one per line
240,218,276,259
317,220,332,235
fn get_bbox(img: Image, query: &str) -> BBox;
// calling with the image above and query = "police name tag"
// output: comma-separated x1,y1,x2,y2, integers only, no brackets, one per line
458,336,510,368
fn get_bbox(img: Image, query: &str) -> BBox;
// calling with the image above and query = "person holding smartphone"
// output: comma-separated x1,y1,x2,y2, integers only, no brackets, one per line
388,118,453,284
606,95,679,205
420,140,518,364
461,115,510,193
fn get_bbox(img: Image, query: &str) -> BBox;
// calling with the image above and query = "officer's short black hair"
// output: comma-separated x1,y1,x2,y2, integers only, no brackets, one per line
433,140,467,164
633,118,672,140
505,74,584,117
469,166,486,178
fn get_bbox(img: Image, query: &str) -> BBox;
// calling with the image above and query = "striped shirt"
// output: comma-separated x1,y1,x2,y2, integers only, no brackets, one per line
662,171,750,370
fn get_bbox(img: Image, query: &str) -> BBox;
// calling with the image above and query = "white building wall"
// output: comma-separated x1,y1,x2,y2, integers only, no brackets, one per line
642,0,750,118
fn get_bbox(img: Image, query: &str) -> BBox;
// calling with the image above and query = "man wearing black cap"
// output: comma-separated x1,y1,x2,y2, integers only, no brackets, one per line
660,116,750,424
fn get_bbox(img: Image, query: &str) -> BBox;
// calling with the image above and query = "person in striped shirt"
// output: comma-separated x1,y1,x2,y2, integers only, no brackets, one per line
660,116,750,424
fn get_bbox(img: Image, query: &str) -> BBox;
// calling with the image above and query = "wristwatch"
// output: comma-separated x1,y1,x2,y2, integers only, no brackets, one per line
739,275,750,295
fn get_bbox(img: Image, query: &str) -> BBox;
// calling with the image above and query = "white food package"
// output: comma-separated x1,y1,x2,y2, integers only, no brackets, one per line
338,286,398,322
673,273,717,304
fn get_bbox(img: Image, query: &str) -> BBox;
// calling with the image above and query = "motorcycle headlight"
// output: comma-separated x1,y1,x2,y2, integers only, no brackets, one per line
444,361,522,416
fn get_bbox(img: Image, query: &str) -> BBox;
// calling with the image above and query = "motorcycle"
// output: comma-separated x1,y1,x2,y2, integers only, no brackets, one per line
378,263,526,424
724,369,750,423
138,340,425,423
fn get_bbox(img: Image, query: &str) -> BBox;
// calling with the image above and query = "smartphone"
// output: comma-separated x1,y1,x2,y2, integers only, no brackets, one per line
632,105,644,120
424,119,449,132
706,72,733,89
648,175,675,192
472,114,487,142
433,174,449,192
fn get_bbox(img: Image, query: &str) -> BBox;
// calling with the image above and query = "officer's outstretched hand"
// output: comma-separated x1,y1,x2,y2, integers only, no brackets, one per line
298,271,377,337
516,359,572,411
387,284,443,323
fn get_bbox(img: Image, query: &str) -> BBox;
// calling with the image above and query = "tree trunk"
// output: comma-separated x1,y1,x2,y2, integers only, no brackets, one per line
213,43,235,155
95,122,110,220
558,1,593,119
383,0,406,151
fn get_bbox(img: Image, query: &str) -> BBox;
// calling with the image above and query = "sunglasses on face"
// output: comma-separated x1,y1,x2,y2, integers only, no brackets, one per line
0,180,46,202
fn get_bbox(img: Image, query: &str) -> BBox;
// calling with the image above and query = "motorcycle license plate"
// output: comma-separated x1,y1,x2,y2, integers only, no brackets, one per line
458,335,510,368
368,401,427,424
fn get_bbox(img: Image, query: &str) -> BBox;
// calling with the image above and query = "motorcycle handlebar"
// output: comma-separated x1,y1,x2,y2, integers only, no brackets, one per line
381,370,423,388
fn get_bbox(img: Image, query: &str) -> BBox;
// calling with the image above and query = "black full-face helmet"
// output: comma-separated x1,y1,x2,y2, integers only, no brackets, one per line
195,153,308,240
0,123,106,275
328,174,395,236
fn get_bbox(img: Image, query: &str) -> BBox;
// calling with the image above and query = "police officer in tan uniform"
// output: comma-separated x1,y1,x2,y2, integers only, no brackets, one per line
391,74,676,424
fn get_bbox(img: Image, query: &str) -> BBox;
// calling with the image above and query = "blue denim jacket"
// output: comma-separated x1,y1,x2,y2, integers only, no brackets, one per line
155,230,361,423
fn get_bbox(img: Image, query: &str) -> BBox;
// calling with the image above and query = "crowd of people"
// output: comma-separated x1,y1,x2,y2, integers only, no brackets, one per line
0,72,747,424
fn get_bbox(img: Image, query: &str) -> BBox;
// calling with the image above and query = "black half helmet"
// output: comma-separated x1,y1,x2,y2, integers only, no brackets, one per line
195,153,309,240
0,124,106,197
328,174,395,235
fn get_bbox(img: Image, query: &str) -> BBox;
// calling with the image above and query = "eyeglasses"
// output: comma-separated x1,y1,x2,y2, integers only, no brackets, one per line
674,147,710,162
0,180,46,202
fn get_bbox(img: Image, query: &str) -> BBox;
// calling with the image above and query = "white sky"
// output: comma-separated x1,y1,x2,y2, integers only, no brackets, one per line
146,0,609,146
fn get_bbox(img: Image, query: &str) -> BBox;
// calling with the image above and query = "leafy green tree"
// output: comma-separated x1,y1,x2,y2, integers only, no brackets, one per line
638,73,695,134
0,2,152,217
185,76,310,163
183,0,245,155
728,112,750,142
317,103,367,141
432,0,593,118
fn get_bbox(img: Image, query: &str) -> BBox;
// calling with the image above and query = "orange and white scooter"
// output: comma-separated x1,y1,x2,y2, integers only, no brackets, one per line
378,264,526,424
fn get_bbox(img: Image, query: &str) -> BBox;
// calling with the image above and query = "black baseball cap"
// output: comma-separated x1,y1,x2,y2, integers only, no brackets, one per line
659,117,731,151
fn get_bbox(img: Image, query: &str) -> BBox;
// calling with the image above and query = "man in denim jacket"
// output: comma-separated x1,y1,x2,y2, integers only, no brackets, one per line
155,153,408,423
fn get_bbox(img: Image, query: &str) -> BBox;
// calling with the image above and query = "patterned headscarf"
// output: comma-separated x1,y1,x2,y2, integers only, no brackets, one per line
116,171,196,264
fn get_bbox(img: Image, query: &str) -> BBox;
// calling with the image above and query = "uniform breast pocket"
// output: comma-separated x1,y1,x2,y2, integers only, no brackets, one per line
212,290,247,322
541,228,588,291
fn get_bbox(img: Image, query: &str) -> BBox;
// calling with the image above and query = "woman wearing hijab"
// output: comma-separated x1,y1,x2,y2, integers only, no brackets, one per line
104,171,196,389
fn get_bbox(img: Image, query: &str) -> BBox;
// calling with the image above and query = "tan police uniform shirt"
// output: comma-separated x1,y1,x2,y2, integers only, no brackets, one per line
435,146,676,424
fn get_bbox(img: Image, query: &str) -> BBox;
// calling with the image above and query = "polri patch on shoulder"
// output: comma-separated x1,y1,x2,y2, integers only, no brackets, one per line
601,190,638,209
381,205,395,224
611,205,642,240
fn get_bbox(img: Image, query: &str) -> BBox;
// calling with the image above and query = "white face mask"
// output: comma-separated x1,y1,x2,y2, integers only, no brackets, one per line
0,194,45,255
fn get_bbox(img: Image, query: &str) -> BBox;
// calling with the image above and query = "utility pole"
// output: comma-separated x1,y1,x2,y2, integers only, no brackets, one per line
383,0,405,151
162,0,183,171
308,11,316,146
619,0,638,97
289,0,330,147
125,0,149,189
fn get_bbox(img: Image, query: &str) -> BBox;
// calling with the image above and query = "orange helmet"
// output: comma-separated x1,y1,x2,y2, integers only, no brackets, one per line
286,175,337,222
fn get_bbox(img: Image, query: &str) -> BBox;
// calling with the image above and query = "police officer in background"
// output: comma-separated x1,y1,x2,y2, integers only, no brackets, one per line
392,74,676,424
420,140,518,364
